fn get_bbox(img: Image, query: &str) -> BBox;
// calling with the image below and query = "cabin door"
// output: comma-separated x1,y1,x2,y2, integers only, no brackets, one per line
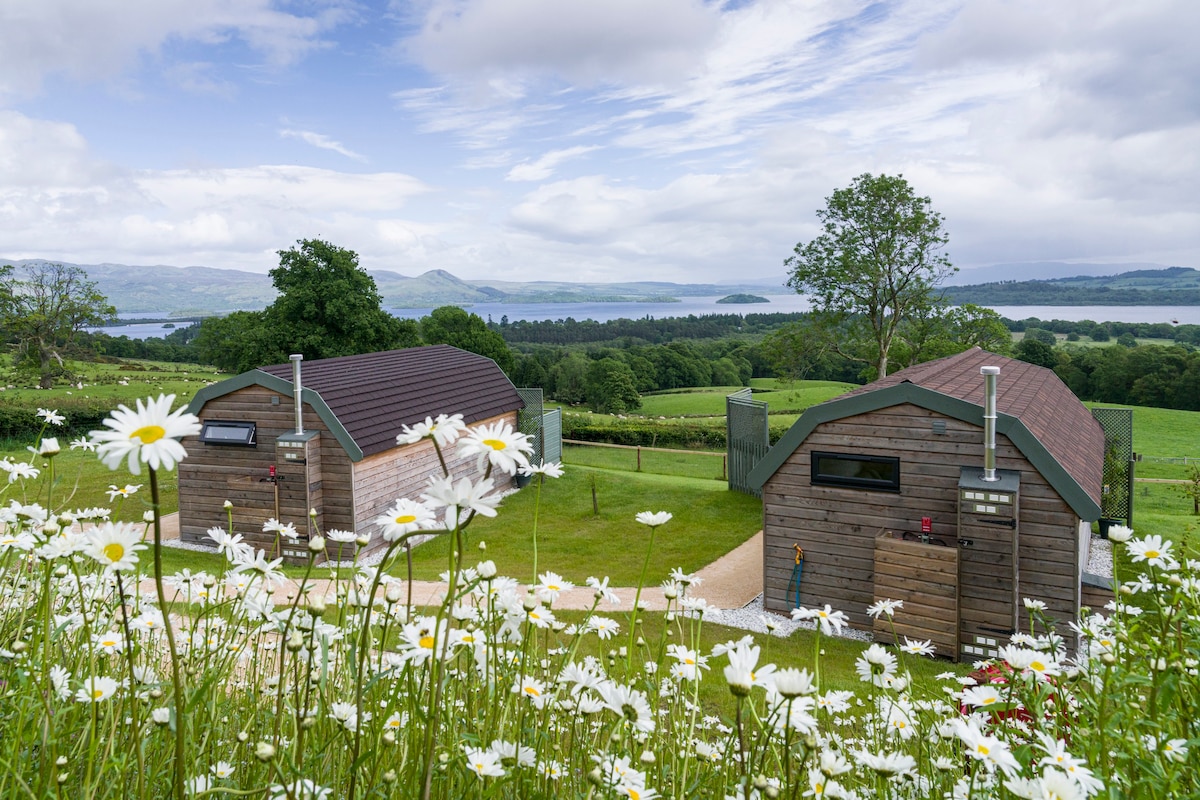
957,469,1020,661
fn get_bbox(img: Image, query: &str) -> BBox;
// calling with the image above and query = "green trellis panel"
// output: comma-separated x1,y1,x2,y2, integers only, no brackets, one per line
1091,407,1134,524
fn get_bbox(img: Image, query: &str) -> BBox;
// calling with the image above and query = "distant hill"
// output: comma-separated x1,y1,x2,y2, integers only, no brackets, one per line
948,261,1170,285
0,259,779,315
947,266,1200,306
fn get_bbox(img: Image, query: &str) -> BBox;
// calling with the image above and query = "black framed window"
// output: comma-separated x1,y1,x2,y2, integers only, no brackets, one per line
199,420,257,447
811,451,900,492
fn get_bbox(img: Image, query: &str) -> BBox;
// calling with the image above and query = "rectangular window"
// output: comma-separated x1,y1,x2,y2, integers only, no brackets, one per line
811,451,900,492
199,420,257,447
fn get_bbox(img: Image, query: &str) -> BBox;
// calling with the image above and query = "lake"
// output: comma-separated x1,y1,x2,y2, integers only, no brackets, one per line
96,297,1200,339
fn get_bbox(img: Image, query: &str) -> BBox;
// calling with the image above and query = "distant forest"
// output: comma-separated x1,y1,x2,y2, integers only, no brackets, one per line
947,266,1200,305
72,310,1200,414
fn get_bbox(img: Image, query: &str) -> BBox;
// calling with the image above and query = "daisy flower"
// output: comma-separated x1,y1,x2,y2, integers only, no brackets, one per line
635,511,672,527
520,461,564,478
262,518,299,541
900,637,935,657
76,675,120,703
793,604,848,636
867,598,903,618
396,413,466,447
210,762,235,779
457,420,532,475
37,408,66,425
373,498,437,542
106,484,142,502
535,571,574,602
1126,534,1174,568
422,475,501,526
268,779,331,799
84,521,147,572
70,437,96,451
90,394,201,475
854,644,898,687
464,747,506,778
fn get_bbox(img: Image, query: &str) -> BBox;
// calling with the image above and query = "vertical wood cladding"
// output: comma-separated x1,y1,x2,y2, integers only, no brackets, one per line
762,404,1081,647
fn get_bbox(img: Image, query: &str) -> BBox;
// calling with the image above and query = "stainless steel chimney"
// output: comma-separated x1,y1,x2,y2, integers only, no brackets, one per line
981,365,999,481
290,354,304,435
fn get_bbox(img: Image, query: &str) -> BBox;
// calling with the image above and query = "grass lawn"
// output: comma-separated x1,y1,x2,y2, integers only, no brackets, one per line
1085,402,1200,480
0,358,222,408
638,381,855,418
562,442,728,480
397,466,763,586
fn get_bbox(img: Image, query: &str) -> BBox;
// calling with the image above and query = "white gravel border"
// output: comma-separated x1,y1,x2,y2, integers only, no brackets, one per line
709,594,873,642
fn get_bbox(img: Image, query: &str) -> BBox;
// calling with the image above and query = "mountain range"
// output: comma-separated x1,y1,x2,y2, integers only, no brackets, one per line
0,258,1194,315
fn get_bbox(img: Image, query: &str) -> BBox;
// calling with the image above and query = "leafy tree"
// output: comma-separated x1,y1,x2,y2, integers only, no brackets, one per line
1014,338,1057,369
0,263,116,388
584,358,641,413
547,352,589,405
420,306,514,374
193,311,278,373
1023,327,1057,346
267,239,418,361
785,173,956,378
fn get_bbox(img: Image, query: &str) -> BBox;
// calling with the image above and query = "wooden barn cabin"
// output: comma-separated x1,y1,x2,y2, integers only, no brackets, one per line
748,348,1107,661
178,345,522,563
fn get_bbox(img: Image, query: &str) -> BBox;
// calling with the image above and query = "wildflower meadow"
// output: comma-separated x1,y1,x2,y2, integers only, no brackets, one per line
0,396,1196,799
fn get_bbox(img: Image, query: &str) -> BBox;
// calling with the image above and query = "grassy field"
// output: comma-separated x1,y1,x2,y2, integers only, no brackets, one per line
636,379,855,418
0,358,222,407
1087,402,1200,480
399,467,763,585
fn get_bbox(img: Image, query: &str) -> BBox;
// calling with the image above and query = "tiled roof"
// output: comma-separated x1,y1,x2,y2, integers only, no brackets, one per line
843,348,1105,506
255,345,522,458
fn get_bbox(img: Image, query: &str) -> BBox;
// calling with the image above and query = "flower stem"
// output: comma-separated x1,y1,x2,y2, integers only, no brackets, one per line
150,468,186,800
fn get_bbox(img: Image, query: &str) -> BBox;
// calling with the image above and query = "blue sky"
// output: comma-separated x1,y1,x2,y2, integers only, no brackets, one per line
1,0,1196,285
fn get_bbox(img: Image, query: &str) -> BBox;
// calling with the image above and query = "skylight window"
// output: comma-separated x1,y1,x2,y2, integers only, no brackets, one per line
199,420,256,447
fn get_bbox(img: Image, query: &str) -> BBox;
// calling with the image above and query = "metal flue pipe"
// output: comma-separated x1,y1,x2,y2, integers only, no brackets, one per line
981,365,1000,482
290,354,304,435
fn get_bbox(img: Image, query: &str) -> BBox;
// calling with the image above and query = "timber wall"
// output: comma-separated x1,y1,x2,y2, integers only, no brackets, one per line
762,404,1082,643
178,386,518,561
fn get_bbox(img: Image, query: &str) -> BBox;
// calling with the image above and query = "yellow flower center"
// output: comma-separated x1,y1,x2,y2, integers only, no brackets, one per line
419,635,435,649
982,697,997,705
1145,549,1159,559
92,689,105,699
1030,661,1045,672
977,745,990,756
482,438,507,451
130,424,166,444
524,686,540,697
103,542,126,563
394,514,417,525
627,790,641,800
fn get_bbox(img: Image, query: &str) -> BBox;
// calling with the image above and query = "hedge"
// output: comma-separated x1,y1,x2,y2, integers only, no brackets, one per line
561,413,791,450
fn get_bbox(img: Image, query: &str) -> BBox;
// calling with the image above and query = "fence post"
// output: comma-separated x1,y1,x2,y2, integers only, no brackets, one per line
637,446,642,472
722,454,727,480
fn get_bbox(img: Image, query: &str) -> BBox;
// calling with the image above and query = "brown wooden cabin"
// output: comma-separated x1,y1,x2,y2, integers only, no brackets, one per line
748,348,1106,661
178,345,522,564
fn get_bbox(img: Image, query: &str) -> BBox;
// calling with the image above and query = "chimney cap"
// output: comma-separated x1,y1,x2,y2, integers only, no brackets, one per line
980,365,1000,375
290,353,303,362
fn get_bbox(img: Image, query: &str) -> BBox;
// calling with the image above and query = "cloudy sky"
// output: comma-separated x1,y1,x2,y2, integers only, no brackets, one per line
1,0,1196,285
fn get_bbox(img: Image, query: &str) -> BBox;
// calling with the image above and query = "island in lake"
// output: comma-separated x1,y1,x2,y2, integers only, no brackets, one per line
715,293,770,304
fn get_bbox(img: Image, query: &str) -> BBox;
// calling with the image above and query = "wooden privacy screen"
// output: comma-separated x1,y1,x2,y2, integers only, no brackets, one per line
873,531,960,660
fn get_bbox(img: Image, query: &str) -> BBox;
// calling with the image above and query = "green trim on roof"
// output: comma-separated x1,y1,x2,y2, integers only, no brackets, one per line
747,382,1102,521
186,369,364,462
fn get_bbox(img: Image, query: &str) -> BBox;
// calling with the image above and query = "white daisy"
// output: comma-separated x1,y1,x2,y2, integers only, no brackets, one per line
90,394,201,475
457,420,532,475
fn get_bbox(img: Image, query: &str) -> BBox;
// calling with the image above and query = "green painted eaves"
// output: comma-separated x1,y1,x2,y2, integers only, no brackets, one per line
747,382,1102,521
186,370,364,462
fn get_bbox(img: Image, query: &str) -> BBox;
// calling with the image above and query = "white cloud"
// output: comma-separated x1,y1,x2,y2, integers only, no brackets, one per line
505,146,600,182
402,0,720,90
0,0,349,98
279,128,367,161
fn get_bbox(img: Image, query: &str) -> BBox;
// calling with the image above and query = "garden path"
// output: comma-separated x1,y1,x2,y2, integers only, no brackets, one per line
150,513,763,611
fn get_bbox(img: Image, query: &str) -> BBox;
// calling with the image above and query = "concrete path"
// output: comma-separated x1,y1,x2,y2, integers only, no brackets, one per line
149,513,764,611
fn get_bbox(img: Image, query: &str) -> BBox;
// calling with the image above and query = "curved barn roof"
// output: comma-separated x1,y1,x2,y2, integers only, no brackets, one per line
187,345,522,461
748,348,1105,520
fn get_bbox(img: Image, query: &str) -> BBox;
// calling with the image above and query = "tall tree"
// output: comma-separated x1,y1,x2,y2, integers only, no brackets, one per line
419,306,514,373
267,239,418,361
785,173,956,378
1,263,116,388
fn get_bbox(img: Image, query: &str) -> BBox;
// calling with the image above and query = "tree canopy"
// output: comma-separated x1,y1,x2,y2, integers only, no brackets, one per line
194,239,419,372
0,263,116,388
785,173,956,378
420,306,514,374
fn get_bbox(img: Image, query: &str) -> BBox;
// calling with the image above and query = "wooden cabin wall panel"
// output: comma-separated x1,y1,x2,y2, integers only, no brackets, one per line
763,403,1085,641
351,412,517,550
1080,583,1113,612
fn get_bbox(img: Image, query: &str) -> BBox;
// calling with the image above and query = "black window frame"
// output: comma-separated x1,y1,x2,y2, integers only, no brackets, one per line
199,420,257,447
810,451,900,492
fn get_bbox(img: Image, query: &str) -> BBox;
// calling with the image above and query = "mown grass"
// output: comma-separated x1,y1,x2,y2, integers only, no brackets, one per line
562,442,728,480
397,466,763,585
637,380,855,418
